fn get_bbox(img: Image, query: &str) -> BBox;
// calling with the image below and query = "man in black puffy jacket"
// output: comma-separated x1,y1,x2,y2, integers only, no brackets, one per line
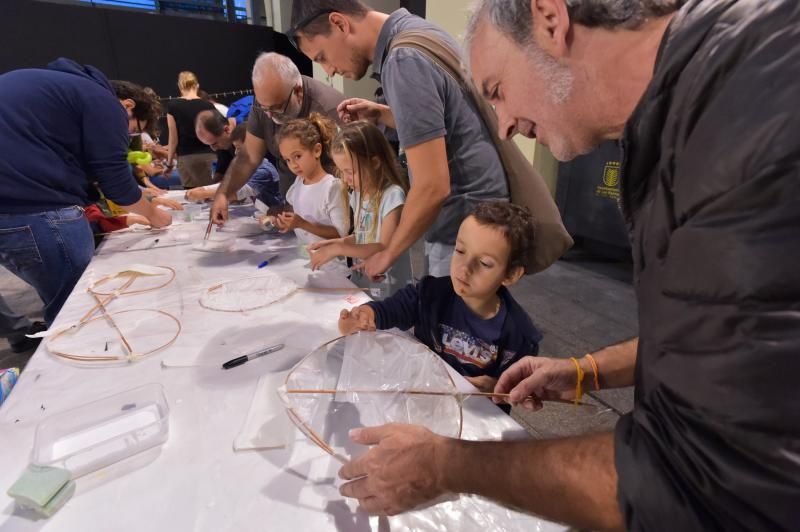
332,1,800,530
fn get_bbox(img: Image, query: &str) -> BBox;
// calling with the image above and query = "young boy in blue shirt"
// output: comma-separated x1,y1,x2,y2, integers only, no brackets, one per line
339,202,542,393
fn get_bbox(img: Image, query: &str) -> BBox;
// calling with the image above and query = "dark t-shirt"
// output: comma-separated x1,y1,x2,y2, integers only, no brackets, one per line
167,98,215,156
246,75,345,194
215,145,235,181
371,9,509,245
440,297,508,374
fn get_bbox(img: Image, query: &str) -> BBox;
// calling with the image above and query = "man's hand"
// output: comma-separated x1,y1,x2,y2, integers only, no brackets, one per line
494,356,584,410
338,306,376,335
146,206,172,229
338,424,448,515
466,375,498,394
151,197,183,211
353,249,394,281
210,192,229,227
186,188,213,202
337,98,393,127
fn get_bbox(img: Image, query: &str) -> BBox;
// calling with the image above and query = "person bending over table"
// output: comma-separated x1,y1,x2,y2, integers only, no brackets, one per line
210,52,346,227
0,58,172,326
333,1,800,530
188,122,283,208
194,109,239,185
339,202,541,395
289,1,510,278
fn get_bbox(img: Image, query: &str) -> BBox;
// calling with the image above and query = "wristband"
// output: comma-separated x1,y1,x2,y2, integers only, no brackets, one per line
569,357,584,406
584,354,600,391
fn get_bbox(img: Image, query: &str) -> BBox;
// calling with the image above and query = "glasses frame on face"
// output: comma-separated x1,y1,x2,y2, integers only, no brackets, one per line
253,85,296,118
287,8,337,50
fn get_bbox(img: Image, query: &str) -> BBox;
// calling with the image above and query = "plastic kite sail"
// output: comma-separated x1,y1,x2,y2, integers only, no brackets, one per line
279,331,465,462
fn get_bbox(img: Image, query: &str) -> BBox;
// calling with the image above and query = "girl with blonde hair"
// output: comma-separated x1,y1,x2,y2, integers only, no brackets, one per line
309,120,413,297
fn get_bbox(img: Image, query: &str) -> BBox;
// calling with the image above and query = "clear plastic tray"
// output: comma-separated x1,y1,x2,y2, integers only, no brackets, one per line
31,383,169,478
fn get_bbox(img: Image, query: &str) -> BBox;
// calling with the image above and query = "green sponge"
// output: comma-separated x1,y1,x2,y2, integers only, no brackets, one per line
7,465,75,517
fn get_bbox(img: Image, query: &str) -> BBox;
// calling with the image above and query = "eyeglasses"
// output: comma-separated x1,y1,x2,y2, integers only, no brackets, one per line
253,86,295,118
287,8,336,50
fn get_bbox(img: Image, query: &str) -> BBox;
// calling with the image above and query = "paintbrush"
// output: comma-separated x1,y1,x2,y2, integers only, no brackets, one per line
204,218,213,241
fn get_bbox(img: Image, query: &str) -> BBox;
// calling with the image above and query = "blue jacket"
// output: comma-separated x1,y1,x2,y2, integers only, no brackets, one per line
247,159,284,207
0,58,142,214
366,275,542,378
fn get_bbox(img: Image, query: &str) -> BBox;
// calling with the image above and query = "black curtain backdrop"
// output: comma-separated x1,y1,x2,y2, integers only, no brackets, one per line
0,0,312,105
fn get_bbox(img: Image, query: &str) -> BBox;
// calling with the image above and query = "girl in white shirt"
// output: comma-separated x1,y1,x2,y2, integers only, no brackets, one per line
274,113,348,244
309,121,413,297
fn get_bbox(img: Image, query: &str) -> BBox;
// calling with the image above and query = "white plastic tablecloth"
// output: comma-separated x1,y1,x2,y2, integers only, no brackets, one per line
0,197,566,532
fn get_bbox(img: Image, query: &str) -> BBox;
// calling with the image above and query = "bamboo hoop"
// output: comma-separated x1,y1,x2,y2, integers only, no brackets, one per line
47,266,181,365
47,309,182,363
281,333,464,460
88,266,176,297
200,274,368,313
90,292,134,356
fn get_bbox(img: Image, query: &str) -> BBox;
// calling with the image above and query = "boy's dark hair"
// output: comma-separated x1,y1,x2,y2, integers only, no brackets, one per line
196,109,228,137
231,123,248,144
471,202,537,274
290,0,370,44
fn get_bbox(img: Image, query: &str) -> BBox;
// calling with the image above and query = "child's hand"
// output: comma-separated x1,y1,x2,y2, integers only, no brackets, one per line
276,212,304,232
308,238,340,251
310,243,341,271
152,197,184,211
465,375,499,394
125,214,150,227
338,306,376,335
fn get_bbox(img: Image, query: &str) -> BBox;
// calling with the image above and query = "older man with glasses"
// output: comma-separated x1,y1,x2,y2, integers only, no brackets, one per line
211,52,345,225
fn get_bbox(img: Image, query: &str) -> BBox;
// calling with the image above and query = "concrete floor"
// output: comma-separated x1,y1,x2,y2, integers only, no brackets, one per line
1,243,637,438
0,271,44,371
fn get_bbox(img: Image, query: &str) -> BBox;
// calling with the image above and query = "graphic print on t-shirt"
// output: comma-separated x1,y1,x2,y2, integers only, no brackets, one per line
439,324,498,368
354,203,375,245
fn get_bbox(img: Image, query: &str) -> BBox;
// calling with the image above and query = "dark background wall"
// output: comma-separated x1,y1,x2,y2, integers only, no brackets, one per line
0,0,312,104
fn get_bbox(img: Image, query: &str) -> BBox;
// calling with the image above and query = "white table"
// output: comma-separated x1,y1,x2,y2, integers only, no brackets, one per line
0,198,565,532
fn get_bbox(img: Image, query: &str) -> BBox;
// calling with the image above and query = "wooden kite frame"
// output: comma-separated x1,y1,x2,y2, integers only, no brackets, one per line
281,332,465,462
46,266,182,364
200,274,369,313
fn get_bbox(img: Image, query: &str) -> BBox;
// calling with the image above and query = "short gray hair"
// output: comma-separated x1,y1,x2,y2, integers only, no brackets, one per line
466,0,685,51
251,52,302,90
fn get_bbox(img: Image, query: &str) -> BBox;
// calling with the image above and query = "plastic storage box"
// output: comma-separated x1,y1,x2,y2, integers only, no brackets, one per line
31,383,169,478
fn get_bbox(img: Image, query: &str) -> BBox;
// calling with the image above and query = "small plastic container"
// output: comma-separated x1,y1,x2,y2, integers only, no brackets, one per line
31,383,169,478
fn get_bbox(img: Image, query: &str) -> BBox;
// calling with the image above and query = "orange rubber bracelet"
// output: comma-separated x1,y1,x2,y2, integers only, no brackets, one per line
569,357,584,406
584,353,600,391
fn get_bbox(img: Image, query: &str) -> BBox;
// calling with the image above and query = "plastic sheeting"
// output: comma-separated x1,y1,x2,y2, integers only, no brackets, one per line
281,332,462,461
200,271,299,312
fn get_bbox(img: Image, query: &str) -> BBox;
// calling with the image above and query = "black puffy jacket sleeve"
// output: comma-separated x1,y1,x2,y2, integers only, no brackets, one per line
615,1,800,530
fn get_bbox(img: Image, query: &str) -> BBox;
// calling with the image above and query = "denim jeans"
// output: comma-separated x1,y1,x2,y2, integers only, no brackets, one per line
0,207,94,326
